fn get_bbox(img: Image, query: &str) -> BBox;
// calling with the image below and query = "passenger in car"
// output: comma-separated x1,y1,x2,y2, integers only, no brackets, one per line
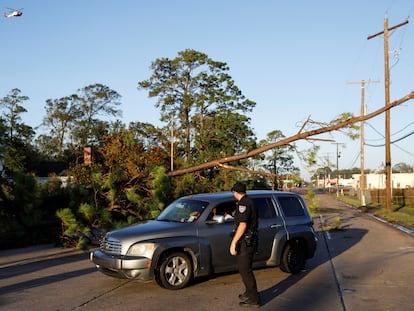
211,208,234,222
224,212,234,221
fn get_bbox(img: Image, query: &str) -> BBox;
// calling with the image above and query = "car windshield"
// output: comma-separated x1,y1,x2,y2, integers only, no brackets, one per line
157,198,209,222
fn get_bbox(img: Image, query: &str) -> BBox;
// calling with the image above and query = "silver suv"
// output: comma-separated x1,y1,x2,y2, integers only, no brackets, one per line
90,190,317,289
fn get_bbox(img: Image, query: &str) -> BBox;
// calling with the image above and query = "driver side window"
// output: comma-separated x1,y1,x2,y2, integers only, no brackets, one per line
210,201,236,221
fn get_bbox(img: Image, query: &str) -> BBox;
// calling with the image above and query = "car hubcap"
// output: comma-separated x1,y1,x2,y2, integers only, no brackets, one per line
165,256,188,286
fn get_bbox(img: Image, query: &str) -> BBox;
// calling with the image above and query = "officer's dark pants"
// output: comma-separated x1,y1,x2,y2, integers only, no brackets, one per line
237,241,259,303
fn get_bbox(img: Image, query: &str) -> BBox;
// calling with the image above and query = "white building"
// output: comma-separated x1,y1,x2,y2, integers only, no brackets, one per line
351,173,414,190
314,173,414,190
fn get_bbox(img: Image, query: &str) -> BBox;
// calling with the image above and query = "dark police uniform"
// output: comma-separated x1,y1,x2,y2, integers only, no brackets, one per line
234,194,260,304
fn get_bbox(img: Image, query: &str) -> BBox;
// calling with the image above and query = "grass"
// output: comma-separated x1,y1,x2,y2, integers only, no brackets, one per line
334,194,414,230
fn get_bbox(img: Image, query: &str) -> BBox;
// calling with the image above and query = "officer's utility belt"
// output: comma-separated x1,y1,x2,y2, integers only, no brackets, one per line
243,228,258,246
230,226,257,244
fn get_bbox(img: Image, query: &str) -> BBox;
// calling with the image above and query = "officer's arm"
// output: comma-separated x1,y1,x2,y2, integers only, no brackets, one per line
230,222,247,255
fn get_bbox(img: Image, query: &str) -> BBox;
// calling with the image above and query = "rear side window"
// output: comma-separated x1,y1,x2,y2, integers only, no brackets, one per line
277,196,305,217
252,197,277,219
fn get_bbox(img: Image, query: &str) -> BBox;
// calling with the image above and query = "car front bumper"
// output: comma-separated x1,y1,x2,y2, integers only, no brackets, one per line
90,250,152,280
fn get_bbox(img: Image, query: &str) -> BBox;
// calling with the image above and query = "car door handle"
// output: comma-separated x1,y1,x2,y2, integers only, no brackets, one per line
270,224,282,229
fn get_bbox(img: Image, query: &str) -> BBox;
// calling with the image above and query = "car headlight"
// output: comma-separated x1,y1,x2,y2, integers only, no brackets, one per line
127,243,157,257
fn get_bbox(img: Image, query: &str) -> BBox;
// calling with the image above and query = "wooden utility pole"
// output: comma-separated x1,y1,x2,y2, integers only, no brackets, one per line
367,17,408,211
347,79,380,206
332,143,344,197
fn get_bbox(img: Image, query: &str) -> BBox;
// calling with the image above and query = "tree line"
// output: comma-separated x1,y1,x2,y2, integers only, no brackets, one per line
0,49,299,249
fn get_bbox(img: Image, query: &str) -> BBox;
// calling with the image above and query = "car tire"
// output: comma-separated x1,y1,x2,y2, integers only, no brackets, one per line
279,241,306,274
156,251,193,290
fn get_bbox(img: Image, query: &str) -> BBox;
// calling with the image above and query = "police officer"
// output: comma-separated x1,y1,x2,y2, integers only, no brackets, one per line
229,182,260,307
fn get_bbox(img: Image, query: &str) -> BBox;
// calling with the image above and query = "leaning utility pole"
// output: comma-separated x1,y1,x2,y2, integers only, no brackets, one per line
367,17,409,211
347,79,380,206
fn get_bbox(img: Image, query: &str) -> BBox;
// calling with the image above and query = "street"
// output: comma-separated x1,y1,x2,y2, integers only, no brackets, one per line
1,194,414,311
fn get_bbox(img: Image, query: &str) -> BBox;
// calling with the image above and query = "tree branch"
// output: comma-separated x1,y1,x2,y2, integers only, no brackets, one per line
169,91,414,177
218,163,277,178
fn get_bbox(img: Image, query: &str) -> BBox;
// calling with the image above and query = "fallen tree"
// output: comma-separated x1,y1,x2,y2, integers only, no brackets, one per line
169,90,414,177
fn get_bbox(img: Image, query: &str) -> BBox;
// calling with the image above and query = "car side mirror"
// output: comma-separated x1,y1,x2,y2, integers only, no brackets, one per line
205,215,225,224
213,215,225,223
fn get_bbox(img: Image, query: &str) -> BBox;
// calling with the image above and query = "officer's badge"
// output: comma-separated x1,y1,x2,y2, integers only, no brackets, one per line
239,205,247,213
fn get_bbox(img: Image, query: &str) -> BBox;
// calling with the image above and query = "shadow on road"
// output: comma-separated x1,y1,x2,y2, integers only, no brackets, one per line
259,226,368,308
0,252,89,280
0,267,97,296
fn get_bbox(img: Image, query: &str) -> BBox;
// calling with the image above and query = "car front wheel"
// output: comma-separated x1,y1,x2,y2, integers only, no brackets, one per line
156,251,193,289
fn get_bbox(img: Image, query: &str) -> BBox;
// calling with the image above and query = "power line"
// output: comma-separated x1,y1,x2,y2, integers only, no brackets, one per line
365,122,384,138
391,121,414,136
364,129,414,146
365,121,414,141
348,150,360,168
393,144,414,158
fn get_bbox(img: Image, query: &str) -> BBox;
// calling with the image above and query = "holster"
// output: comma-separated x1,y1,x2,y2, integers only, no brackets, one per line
243,228,258,247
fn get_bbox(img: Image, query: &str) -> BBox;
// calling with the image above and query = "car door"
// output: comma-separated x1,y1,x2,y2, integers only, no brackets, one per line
251,196,283,263
198,201,237,273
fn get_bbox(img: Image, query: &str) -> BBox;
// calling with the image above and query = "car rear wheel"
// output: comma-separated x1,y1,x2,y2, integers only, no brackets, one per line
280,241,306,273
156,251,193,289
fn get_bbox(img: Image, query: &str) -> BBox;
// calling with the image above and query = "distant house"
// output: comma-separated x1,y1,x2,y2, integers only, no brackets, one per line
37,176,70,187
34,161,69,187
35,161,68,177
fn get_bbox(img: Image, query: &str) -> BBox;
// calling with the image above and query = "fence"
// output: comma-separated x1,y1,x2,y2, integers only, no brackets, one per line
359,188,414,208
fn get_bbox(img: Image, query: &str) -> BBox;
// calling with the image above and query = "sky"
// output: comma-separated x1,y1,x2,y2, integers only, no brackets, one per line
1,0,414,180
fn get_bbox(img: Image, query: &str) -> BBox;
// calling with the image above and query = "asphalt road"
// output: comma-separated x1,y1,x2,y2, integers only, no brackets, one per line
1,194,414,311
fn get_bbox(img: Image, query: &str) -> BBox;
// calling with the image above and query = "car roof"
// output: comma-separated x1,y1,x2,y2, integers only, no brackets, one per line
181,190,297,202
